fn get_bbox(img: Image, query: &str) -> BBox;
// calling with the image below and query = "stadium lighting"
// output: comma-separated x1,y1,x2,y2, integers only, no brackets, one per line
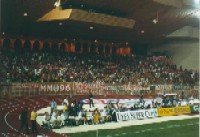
23,12,28,17
54,0,61,7
153,11,159,24
153,19,158,24
141,30,145,33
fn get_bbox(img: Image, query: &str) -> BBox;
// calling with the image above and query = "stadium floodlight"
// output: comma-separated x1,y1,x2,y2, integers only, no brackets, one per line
153,19,158,24
23,12,28,17
54,0,61,7
153,11,159,24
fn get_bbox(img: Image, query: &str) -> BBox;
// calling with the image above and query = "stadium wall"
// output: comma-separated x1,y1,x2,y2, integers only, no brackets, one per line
148,40,199,70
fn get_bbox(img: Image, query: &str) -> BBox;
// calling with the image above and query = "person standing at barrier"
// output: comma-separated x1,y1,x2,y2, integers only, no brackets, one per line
89,92,94,108
50,98,57,115
17,107,29,134
181,91,184,101
63,96,69,106
63,103,69,119
93,108,100,124
77,100,83,115
31,107,38,134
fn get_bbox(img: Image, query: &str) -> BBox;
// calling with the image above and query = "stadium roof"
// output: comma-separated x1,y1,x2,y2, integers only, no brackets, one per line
1,0,199,45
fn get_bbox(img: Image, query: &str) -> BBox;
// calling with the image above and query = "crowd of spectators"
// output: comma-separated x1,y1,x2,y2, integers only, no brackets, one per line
41,94,190,129
0,50,199,86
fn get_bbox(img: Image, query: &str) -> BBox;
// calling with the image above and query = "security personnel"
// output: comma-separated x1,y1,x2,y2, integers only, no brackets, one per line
17,107,29,134
31,108,38,134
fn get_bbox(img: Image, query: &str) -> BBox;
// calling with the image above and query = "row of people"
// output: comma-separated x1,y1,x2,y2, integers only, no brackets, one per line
17,107,38,134
42,106,116,129
44,94,195,129
0,51,198,85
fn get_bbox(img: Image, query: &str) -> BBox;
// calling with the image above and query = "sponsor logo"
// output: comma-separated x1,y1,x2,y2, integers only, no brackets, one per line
157,106,191,116
116,109,158,121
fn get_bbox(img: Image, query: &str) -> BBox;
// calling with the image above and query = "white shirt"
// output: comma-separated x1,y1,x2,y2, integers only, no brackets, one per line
61,113,67,120
101,109,107,117
78,112,82,119
42,115,48,124
51,112,57,121
63,99,69,106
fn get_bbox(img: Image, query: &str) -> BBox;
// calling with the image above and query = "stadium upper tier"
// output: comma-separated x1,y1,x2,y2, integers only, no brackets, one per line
0,50,198,86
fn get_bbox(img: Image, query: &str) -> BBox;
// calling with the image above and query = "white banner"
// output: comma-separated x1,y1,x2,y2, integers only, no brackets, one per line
116,109,158,121
155,85,172,90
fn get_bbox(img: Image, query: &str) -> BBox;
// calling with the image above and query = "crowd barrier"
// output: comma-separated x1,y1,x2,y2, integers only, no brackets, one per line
190,104,200,113
116,109,158,121
0,83,198,97
157,106,191,116
115,106,193,122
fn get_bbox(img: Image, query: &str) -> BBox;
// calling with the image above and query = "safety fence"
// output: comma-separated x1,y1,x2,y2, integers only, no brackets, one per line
116,105,196,122
0,82,198,97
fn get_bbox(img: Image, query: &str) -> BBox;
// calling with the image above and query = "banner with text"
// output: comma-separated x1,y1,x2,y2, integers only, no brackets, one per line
116,109,158,122
10,83,151,96
157,106,191,116
6,83,195,96
190,104,200,113
154,85,172,91
80,98,154,105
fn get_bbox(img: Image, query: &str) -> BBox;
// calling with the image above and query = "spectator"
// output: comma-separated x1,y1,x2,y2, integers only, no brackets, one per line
63,96,69,106
62,103,69,119
0,51,198,86
50,99,57,115
17,107,29,134
77,100,83,114
61,111,67,126
41,112,50,129
93,108,100,124
181,91,184,101
31,108,38,134
51,109,58,122
89,92,95,108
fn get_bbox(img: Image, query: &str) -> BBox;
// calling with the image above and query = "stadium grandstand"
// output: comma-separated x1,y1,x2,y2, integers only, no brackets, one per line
0,0,199,137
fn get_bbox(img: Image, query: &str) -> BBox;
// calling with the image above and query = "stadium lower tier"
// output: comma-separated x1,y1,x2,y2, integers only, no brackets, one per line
0,95,199,137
